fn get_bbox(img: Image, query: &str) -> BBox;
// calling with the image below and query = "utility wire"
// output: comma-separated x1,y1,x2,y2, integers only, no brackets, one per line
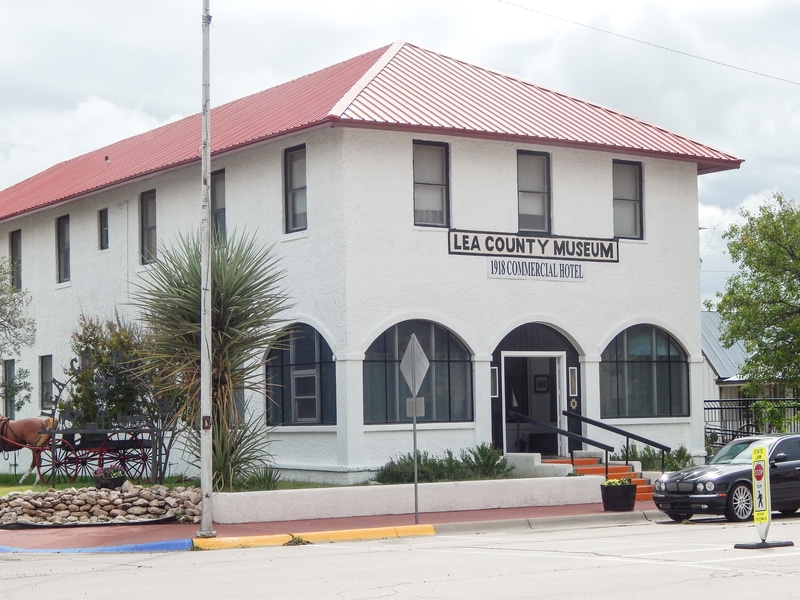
497,0,800,87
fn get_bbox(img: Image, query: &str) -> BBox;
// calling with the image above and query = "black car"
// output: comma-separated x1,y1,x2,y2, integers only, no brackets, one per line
653,434,800,522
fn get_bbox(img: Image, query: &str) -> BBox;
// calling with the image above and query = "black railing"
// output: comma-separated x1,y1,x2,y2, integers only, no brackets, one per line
562,410,671,472
704,398,800,449
509,411,614,478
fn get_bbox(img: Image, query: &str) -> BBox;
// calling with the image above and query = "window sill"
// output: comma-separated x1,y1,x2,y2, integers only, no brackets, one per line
282,229,308,242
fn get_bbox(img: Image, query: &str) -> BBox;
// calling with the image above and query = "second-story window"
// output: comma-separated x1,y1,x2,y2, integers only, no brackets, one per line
140,190,157,264
613,160,643,239
9,229,21,289
284,146,307,233
98,208,109,250
56,215,70,283
413,141,449,227
211,170,226,242
518,151,551,234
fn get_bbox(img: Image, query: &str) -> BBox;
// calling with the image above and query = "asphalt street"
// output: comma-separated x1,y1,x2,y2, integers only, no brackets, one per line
3,512,799,599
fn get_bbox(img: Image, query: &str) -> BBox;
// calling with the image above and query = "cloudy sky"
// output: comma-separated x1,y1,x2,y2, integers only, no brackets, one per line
2,0,798,303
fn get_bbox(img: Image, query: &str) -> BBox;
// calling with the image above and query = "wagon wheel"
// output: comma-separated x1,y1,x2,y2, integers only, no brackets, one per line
37,438,78,484
130,430,168,482
100,432,147,480
73,445,101,480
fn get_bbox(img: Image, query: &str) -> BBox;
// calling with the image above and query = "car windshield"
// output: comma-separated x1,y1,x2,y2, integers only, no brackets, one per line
710,438,774,465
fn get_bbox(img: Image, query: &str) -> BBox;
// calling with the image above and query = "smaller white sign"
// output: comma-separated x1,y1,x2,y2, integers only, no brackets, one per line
406,397,425,418
487,258,585,282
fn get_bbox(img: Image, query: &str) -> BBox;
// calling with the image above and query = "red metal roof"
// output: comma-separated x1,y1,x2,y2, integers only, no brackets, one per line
0,41,742,222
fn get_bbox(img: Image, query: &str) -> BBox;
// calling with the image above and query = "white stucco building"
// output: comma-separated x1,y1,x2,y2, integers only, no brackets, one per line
0,41,742,482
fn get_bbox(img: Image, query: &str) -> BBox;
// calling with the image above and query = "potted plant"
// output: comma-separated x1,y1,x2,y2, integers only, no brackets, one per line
600,476,636,512
94,465,126,489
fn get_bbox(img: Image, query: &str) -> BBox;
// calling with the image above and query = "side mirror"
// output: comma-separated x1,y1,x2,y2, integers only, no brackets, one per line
772,453,789,464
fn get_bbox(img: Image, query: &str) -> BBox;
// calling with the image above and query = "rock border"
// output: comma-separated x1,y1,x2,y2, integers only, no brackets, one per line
0,481,202,527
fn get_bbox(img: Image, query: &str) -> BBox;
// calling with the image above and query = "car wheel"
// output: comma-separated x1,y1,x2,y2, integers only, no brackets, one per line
725,483,753,522
666,512,693,522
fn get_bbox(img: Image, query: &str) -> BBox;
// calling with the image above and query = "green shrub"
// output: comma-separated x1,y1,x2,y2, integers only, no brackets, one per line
375,444,511,484
611,443,694,471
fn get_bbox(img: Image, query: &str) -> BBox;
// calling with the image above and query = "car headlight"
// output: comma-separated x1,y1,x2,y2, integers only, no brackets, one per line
654,480,664,492
696,482,705,492
705,481,715,492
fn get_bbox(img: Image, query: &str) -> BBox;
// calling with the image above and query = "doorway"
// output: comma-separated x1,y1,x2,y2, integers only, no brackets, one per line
501,351,567,456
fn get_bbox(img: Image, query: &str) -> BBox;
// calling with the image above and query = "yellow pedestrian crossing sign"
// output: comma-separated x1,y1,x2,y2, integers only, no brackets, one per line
751,446,770,542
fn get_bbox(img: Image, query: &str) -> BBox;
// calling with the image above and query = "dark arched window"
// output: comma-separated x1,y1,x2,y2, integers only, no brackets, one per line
266,324,336,425
600,324,689,418
363,320,473,424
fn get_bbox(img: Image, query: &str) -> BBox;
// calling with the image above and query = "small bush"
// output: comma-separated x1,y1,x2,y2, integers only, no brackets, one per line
375,444,511,484
611,443,694,471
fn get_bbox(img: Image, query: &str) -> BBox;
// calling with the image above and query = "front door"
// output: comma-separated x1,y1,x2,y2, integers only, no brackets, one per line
501,351,567,456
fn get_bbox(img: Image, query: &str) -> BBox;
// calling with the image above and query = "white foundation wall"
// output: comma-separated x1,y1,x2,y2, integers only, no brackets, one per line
0,125,704,479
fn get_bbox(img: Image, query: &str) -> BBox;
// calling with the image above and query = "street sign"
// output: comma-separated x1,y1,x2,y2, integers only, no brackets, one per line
399,333,430,525
752,445,770,542
401,334,429,397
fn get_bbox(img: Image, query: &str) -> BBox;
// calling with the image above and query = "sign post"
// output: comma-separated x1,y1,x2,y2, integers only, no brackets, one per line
400,334,429,525
734,445,793,549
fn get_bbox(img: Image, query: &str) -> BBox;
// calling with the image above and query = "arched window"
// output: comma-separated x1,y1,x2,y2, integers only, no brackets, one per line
266,324,336,425
600,324,689,418
363,320,473,424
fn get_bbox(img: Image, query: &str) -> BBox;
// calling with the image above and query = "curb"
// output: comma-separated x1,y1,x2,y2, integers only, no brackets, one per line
0,510,662,553
0,539,194,554
192,524,436,550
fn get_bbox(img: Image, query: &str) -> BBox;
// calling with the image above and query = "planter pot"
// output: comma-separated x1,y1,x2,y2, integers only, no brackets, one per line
94,476,126,489
600,484,636,512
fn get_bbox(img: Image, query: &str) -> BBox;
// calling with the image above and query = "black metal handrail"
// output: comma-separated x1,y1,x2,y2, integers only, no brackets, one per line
562,410,671,472
509,411,614,478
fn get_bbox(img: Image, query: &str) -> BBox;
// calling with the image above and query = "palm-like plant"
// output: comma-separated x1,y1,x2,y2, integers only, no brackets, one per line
131,229,291,434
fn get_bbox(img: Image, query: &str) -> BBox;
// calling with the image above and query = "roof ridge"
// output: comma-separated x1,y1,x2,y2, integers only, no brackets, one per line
329,41,404,117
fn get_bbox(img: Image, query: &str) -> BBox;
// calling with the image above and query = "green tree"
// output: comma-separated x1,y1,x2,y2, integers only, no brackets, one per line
131,231,291,488
713,193,800,394
0,258,36,414
66,312,145,424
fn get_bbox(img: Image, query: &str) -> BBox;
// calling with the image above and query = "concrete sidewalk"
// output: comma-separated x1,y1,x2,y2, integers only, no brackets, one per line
0,499,659,553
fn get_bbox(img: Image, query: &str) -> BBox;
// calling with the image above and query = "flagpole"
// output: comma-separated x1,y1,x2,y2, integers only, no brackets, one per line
197,0,216,538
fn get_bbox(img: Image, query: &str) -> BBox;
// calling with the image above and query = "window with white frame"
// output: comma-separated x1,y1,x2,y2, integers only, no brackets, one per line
613,160,643,239
211,169,226,242
40,355,54,413
284,146,307,233
140,190,157,264
9,229,21,290
3,359,16,418
518,151,551,233
98,208,109,250
600,324,689,418
56,215,70,283
266,324,335,425
413,141,449,226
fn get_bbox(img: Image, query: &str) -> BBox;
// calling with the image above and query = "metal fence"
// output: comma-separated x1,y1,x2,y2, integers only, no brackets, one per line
704,398,800,449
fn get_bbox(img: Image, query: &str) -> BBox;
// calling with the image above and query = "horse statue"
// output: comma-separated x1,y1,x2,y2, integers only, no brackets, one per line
0,414,58,484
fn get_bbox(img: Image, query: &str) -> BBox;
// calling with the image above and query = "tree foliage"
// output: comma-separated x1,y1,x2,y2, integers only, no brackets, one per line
0,258,35,357
66,312,152,424
713,193,800,394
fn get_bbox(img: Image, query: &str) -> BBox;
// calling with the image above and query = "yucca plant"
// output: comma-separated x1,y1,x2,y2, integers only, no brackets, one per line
131,229,291,426
130,230,291,489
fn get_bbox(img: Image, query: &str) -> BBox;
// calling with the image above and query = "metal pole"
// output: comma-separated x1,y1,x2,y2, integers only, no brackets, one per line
411,344,419,525
196,0,216,538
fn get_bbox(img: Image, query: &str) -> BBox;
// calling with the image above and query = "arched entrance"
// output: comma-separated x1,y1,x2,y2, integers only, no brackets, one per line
491,323,580,456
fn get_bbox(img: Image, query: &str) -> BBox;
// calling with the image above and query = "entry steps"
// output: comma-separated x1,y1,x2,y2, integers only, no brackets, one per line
544,457,654,501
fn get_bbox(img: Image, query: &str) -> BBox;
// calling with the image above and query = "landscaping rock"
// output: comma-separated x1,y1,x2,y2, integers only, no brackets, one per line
0,482,202,526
